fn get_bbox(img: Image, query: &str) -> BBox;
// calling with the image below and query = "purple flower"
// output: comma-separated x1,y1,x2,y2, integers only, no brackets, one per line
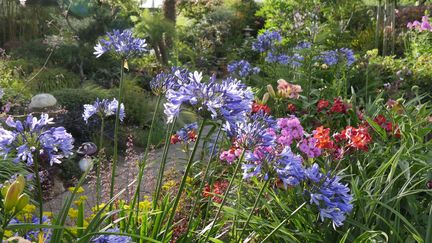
92,228,131,243
175,122,198,142
227,60,260,77
274,147,305,188
298,137,321,158
306,164,353,227
164,71,253,134
83,98,125,123
150,67,190,95
318,50,339,66
10,215,52,241
295,41,312,50
0,114,74,166
94,29,147,58
339,48,356,66
252,30,282,53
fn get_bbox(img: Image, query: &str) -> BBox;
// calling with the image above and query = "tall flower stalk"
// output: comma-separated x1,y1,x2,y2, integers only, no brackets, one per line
93,29,147,206
161,119,206,242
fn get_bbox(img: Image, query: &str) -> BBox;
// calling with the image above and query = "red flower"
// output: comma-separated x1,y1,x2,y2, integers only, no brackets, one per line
317,99,330,112
170,134,180,144
374,115,387,125
427,180,432,189
188,130,198,141
287,103,296,113
252,101,271,114
341,126,372,151
313,126,334,149
202,180,229,203
330,97,349,114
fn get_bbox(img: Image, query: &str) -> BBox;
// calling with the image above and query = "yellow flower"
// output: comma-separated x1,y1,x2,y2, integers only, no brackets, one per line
162,180,176,191
4,230,13,237
68,186,85,193
43,211,53,217
79,196,88,201
22,204,36,214
123,204,130,210
74,200,83,206
139,200,151,211
68,208,78,219
186,176,193,184
92,203,106,212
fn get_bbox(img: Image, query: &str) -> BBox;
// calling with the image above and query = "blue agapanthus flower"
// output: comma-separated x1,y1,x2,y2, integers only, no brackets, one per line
83,98,125,123
227,60,260,78
317,48,356,67
0,114,74,166
294,41,312,50
252,30,282,53
265,52,304,67
92,227,132,243
164,71,253,134
305,163,353,227
274,147,305,187
94,29,147,58
150,67,190,96
339,48,356,66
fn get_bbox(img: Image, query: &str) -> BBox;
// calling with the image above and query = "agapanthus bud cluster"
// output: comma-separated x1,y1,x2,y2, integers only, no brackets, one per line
252,30,282,53
0,114,74,166
83,98,125,123
94,29,147,58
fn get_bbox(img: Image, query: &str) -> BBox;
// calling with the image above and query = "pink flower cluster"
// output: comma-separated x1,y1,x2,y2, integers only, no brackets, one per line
220,146,243,164
276,116,304,146
407,16,432,32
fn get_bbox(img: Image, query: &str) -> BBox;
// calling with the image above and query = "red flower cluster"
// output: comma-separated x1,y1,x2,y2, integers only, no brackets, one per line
316,97,350,114
252,101,271,114
287,103,297,113
373,115,401,138
330,97,350,114
335,126,372,151
203,180,229,203
313,124,373,159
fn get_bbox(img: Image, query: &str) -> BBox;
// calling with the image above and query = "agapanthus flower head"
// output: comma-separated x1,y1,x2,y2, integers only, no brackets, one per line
94,29,147,58
170,122,198,144
295,41,312,50
306,164,353,227
274,147,305,188
318,50,339,66
83,98,125,123
150,67,190,96
164,72,253,134
339,48,356,66
92,227,132,243
1,114,74,166
277,79,303,99
227,60,260,77
317,49,356,67
232,112,276,149
252,30,282,53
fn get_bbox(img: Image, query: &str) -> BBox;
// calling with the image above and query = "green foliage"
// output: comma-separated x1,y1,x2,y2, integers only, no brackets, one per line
29,67,80,93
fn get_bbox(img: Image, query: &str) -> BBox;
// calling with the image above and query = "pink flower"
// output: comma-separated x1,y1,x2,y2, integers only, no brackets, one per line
277,79,302,99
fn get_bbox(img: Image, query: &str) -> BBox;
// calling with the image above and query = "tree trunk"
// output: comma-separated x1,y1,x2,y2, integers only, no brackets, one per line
162,0,176,51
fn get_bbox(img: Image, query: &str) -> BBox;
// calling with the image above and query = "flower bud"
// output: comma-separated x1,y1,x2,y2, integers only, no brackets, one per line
411,85,419,93
15,193,29,213
4,182,21,212
262,93,270,104
267,85,276,97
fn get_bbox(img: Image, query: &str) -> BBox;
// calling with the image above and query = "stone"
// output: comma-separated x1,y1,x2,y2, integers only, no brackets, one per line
29,93,57,109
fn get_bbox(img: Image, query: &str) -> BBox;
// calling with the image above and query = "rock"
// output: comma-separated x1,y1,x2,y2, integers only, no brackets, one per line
29,93,57,110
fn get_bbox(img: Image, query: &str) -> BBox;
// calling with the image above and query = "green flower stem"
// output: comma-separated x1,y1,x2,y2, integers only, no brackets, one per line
96,117,105,208
203,149,246,243
161,119,206,242
33,156,43,234
152,117,177,209
185,124,222,236
125,95,163,230
110,59,125,210
259,202,306,243
237,178,270,241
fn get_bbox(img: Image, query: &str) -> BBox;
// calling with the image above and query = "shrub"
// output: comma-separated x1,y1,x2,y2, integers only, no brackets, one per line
29,67,80,93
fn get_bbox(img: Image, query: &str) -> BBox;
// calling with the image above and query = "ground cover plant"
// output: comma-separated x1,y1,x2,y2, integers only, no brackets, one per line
0,0,431,242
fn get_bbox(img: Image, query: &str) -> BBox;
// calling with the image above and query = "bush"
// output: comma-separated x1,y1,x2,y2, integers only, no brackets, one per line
29,67,81,93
